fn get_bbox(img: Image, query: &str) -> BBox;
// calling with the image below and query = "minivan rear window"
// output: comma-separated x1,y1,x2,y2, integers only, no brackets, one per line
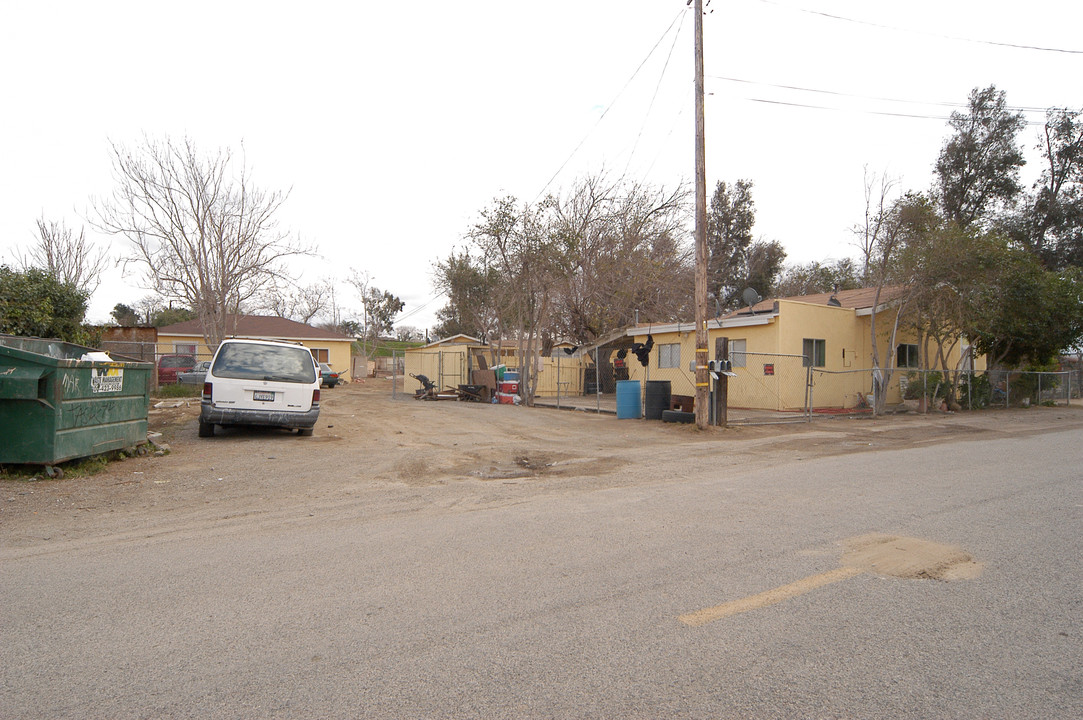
212,344,317,383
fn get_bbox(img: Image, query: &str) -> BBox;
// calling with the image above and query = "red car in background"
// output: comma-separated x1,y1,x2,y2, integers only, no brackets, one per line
158,354,196,384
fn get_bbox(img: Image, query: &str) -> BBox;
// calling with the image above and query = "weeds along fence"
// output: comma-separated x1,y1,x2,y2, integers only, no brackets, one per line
808,367,1074,413
900,368,1073,410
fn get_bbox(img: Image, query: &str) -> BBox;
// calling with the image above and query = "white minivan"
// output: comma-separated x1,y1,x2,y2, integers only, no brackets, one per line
199,338,321,437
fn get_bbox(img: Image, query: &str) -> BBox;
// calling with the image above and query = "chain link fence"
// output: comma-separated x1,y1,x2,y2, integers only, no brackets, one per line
808,368,876,415
727,352,811,420
899,368,1073,410
392,345,1078,416
99,340,213,391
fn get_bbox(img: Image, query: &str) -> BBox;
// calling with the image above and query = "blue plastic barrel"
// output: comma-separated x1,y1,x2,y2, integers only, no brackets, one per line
616,380,642,419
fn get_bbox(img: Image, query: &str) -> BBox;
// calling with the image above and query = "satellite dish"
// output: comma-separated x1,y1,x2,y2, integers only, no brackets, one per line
741,287,762,308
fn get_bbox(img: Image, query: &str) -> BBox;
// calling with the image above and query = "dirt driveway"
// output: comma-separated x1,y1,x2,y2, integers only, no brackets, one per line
4,379,1082,549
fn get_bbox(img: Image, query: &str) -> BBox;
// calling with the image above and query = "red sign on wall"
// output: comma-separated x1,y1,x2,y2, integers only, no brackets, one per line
763,363,775,376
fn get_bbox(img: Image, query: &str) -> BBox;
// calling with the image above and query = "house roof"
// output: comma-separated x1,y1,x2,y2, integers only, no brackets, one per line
418,333,483,349
724,286,909,318
625,286,910,337
158,314,355,342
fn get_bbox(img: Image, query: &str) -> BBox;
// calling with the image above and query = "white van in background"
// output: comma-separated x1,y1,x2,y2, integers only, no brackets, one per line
199,338,321,437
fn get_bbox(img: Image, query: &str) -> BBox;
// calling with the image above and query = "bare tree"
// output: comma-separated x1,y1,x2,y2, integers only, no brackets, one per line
257,277,334,324
863,194,937,414
546,177,692,342
853,166,898,283
93,135,310,349
18,216,109,295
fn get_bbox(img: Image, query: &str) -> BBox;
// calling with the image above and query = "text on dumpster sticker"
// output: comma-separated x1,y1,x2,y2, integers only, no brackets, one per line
91,366,124,393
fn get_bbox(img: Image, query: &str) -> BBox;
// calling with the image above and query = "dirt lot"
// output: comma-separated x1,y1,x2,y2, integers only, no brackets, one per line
4,378,1083,549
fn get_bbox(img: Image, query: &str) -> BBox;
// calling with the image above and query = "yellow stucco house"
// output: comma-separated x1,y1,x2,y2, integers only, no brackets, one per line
157,315,355,381
623,287,983,412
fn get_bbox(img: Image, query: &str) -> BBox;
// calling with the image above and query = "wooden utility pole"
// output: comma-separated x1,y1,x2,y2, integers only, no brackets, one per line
693,0,709,429
714,336,728,427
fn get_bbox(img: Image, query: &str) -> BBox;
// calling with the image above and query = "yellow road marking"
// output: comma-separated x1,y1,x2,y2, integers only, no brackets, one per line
678,566,863,626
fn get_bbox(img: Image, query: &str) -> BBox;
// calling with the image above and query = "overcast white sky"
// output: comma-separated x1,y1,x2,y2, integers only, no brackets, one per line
2,1,1080,333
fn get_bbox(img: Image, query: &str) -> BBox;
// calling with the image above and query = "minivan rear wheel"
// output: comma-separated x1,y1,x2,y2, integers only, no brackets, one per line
297,427,313,437
198,420,215,437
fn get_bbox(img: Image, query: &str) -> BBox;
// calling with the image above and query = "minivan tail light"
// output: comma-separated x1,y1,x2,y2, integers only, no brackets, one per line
203,381,212,401
312,388,320,405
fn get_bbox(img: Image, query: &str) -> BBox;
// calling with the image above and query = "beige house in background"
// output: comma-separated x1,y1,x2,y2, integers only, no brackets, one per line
157,315,355,381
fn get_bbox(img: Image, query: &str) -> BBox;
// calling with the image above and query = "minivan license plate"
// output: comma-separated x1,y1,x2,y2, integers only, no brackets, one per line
253,390,275,402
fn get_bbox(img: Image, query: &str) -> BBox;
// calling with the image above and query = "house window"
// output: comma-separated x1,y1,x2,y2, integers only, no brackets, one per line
729,339,747,368
174,343,196,354
310,348,329,363
896,343,919,368
802,338,826,367
658,343,680,369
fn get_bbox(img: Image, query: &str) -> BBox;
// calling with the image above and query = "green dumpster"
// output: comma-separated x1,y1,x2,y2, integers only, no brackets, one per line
0,334,153,466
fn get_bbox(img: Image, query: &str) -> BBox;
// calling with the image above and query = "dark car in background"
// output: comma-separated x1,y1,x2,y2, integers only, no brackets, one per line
157,354,196,384
319,363,343,388
178,360,212,385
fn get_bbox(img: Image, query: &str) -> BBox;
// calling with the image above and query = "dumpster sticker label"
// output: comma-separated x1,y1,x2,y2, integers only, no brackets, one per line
91,366,124,393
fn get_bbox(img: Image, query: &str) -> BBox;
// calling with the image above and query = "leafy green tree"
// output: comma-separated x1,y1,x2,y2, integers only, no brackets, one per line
706,179,755,307
432,250,501,340
151,306,195,327
743,240,787,301
968,250,1083,367
363,288,405,338
934,85,1027,229
775,258,862,297
111,303,141,326
1006,107,1083,270
0,266,88,342
349,271,404,356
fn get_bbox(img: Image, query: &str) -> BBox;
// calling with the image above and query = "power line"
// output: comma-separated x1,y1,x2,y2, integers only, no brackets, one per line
707,74,1053,114
533,8,687,202
395,289,446,324
754,0,1083,55
623,9,688,177
742,96,1049,126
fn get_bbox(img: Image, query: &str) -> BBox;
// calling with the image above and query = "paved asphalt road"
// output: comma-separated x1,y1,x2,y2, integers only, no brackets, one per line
3,427,1081,719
